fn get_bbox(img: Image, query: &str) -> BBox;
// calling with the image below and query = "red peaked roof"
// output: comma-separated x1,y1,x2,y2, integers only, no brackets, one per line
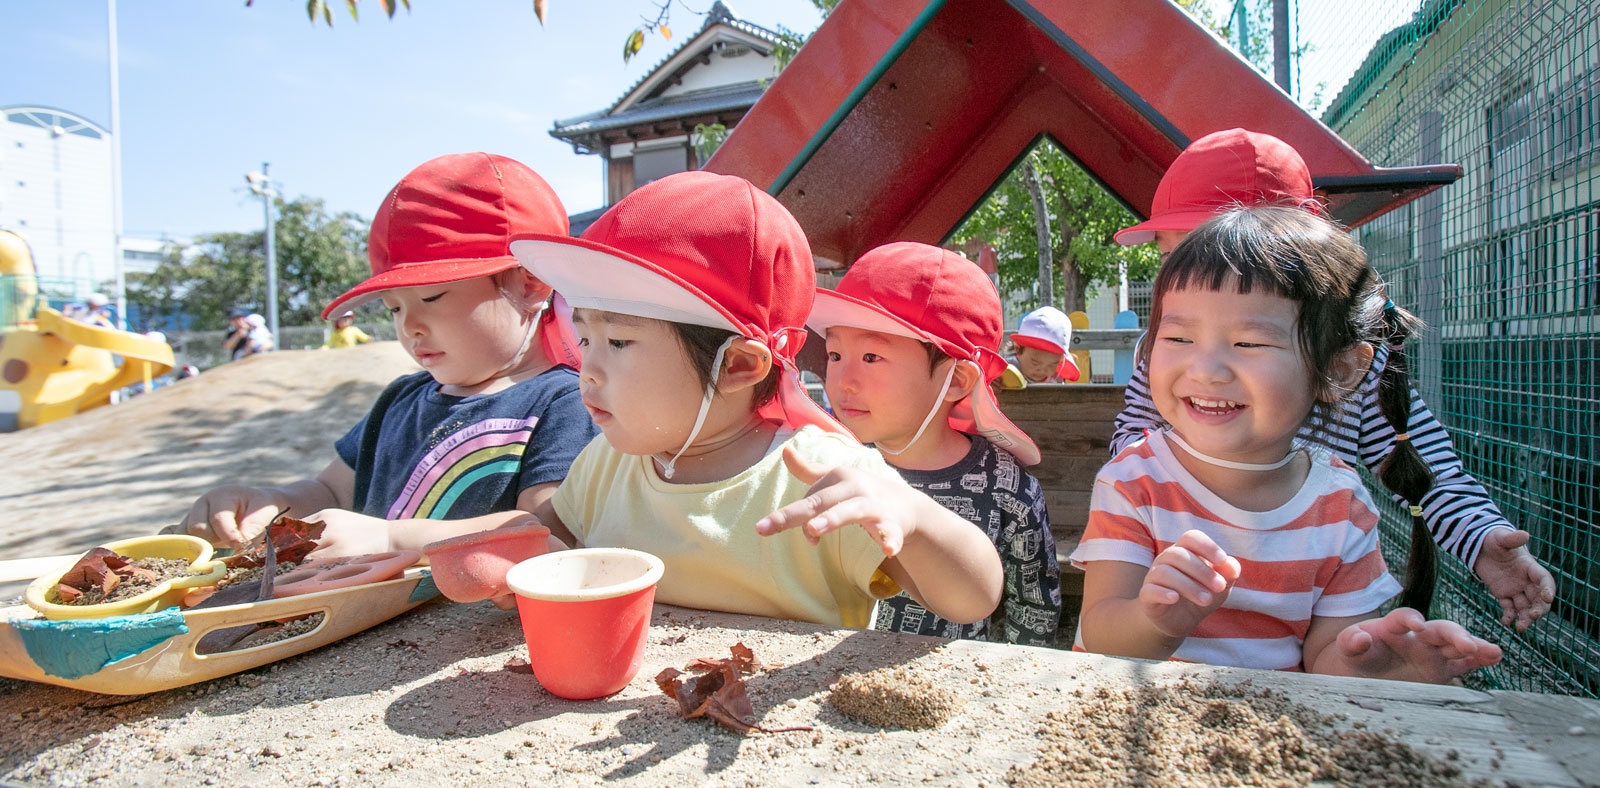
705,0,1459,268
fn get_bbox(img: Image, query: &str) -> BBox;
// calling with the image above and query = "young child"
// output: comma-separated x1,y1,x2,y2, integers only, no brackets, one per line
1074,206,1502,682
1112,128,1553,632
807,242,1062,646
322,309,372,349
174,153,596,557
1007,306,1079,384
508,171,1002,630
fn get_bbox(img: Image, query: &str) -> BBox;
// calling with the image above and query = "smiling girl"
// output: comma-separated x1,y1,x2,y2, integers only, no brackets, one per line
175,153,596,557
1072,206,1501,682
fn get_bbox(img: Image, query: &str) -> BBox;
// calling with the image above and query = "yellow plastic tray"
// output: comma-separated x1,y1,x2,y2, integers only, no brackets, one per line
0,566,438,695
23,535,227,620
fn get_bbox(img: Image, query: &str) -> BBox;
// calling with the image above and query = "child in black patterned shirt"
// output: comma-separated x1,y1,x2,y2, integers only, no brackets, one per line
807,242,1062,645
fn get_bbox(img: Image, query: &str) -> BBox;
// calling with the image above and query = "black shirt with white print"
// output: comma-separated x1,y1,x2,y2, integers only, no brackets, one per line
874,435,1062,646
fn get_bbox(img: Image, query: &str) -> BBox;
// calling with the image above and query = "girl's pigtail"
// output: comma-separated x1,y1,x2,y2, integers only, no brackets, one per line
1375,298,1437,614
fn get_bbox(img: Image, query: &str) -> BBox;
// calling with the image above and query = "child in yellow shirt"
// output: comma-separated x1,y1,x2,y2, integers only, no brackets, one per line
509,171,1002,629
321,309,372,349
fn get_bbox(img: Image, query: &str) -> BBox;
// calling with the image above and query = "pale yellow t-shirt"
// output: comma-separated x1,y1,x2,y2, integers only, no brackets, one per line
552,425,899,628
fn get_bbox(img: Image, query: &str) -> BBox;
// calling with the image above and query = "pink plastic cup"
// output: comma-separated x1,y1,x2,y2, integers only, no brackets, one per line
423,524,551,603
503,548,664,700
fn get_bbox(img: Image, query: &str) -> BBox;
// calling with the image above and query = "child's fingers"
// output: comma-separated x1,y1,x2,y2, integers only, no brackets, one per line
208,508,247,548
1336,623,1376,658
1378,607,1427,637
1154,545,1230,594
779,445,828,487
1138,582,1181,606
755,481,858,538
1171,530,1240,582
1145,564,1219,607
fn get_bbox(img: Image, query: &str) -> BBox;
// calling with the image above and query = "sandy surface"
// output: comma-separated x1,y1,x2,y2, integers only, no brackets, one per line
0,342,420,564
0,342,1592,787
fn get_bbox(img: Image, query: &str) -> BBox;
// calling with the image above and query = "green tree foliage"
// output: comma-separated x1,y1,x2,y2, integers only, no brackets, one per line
127,197,370,331
949,141,1159,314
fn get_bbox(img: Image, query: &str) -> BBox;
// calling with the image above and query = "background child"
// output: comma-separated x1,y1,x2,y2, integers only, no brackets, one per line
1006,306,1079,384
174,152,596,557
322,309,372,349
807,242,1061,646
1075,206,1501,682
1110,129,1552,633
509,171,1002,630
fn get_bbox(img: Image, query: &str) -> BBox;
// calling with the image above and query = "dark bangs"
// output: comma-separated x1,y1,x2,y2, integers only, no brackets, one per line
1143,206,1371,402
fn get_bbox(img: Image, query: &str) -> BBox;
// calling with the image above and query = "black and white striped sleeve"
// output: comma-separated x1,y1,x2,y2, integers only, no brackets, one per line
1327,344,1515,570
1111,355,1163,456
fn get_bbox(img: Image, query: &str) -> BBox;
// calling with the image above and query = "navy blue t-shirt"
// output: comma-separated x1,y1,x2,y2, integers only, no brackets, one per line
335,367,598,520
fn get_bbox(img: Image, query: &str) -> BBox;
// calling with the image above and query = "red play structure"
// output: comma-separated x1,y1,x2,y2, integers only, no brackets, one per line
706,0,1458,267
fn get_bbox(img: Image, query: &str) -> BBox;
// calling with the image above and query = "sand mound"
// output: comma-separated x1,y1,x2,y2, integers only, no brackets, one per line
0,342,419,560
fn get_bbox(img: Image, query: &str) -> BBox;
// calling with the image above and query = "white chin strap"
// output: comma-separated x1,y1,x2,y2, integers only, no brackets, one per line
877,361,957,456
655,335,737,480
1164,428,1299,471
492,303,545,380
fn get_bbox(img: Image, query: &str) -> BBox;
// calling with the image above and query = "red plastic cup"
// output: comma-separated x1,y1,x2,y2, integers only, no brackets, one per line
504,548,664,700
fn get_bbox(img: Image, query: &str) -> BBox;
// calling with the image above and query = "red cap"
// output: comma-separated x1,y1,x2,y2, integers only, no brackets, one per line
322,153,568,318
806,242,1041,465
1114,129,1318,246
509,171,848,436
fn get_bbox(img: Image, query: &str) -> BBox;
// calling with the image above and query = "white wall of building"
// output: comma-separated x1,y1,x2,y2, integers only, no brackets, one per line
0,106,115,295
659,41,775,98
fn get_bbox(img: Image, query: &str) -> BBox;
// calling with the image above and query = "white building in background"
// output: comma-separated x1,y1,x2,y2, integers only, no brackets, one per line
0,105,117,294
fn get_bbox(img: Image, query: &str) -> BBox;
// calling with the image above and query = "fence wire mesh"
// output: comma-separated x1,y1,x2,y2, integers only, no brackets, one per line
1301,0,1598,696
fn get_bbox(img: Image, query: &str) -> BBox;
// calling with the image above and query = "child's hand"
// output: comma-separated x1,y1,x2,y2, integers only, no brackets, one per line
302,509,392,558
1472,528,1554,632
1140,529,1242,640
174,486,287,548
754,446,914,556
1325,608,1503,683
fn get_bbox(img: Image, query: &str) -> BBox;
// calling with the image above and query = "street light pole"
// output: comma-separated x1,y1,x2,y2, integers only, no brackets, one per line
246,163,279,344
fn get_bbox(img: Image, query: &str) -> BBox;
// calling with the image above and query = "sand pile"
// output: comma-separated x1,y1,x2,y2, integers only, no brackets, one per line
0,342,418,561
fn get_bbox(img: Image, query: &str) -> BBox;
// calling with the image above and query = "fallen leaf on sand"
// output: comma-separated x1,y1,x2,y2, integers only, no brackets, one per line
655,642,811,735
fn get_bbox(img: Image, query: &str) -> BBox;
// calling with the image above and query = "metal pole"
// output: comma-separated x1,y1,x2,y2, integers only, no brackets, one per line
108,0,126,329
1272,0,1291,94
261,162,279,344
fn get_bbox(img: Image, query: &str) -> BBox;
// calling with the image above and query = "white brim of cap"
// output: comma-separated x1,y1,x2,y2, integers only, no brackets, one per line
510,235,740,333
807,289,937,344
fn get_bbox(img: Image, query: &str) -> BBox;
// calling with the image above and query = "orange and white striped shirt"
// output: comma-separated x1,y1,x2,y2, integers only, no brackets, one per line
1070,431,1402,672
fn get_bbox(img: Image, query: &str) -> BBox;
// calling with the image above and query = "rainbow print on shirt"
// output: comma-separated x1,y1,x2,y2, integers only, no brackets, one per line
386,417,538,520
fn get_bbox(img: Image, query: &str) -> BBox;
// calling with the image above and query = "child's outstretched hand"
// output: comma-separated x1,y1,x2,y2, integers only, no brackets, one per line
1472,528,1555,632
754,446,914,556
1317,608,1502,683
300,509,393,559
1141,529,1243,640
172,486,287,548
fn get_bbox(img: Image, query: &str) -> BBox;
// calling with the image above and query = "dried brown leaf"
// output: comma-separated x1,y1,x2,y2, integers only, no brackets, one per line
223,516,325,568
56,548,129,600
655,644,811,735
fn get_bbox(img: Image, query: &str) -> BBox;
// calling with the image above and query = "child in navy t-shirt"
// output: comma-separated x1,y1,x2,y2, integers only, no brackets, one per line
173,153,596,557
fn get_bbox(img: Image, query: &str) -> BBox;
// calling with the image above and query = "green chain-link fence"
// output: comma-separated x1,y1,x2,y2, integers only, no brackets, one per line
1307,0,1597,696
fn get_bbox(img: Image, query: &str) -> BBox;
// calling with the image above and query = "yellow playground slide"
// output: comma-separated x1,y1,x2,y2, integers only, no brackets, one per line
0,308,175,429
1,229,174,430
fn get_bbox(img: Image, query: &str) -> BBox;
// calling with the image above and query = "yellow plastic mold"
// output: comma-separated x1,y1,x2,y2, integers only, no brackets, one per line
24,535,227,621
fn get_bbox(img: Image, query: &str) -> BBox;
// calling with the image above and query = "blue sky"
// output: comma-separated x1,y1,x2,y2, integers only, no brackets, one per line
3,1,823,240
